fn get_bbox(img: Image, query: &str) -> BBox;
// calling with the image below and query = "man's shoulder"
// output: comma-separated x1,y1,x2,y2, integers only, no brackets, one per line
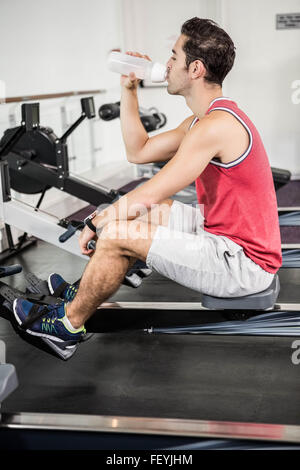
179,115,198,135
188,113,225,139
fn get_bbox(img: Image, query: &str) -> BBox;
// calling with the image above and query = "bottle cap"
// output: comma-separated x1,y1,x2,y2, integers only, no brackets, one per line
150,63,167,83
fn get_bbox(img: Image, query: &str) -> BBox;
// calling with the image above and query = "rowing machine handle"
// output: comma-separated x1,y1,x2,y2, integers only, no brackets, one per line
87,240,96,250
59,222,84,243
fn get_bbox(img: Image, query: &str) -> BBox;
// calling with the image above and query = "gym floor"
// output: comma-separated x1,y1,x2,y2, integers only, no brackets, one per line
1,239,300,425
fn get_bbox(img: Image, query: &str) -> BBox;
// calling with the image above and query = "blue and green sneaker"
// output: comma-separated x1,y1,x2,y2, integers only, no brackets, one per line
48,273,78,302
13,298,85,359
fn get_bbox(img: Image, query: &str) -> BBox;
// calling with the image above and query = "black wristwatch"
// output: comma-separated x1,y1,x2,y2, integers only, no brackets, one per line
84,211,98,233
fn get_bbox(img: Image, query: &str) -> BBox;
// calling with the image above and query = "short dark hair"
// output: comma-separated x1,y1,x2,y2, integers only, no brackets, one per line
181,17,236,86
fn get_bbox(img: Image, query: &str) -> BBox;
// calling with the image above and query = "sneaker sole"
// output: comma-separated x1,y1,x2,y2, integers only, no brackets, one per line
47,273,56,296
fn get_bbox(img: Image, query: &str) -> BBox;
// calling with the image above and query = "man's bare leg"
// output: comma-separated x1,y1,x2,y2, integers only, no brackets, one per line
70,199,173,307
106,198,174,275
66,216,163,329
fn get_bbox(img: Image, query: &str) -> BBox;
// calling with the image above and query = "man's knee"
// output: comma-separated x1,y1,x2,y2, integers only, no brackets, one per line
138,200,174,226
97,219,153,259
101,219,153,241
99,220,129,242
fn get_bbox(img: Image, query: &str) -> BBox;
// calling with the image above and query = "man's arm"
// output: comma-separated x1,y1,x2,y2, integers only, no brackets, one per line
130,116,195,164
120,68,193,164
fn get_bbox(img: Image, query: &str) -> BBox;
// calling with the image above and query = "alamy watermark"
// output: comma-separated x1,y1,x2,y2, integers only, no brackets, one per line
291,80,300,104
94,201,205,244
291,340,300,365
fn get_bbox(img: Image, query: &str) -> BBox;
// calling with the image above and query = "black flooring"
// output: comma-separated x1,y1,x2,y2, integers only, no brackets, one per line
0,240,300,426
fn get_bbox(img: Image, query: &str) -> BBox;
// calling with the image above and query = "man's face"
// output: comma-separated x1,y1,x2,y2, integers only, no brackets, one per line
166,34,190,96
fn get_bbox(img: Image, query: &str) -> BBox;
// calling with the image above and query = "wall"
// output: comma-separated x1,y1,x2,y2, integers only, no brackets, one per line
0,0,127,248
120,0,222,132
0,0,123,95
0,0,127,176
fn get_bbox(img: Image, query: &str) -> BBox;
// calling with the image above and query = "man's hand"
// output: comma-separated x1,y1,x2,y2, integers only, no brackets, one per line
79,225,97,256
121,51,152,90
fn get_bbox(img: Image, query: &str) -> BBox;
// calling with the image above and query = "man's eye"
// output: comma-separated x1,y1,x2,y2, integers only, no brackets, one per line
171,57,176,61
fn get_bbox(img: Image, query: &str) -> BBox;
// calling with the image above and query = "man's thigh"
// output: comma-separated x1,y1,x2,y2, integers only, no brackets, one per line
102,220,226,296
144,223,274,298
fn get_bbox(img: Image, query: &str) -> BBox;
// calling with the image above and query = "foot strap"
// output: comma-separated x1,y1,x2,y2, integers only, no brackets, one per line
52,282,70,298
0,284,56,311
25,292,58,305
21,304,51,330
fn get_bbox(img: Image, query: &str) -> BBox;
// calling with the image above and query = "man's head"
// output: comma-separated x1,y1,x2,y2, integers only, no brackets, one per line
166,17,235,96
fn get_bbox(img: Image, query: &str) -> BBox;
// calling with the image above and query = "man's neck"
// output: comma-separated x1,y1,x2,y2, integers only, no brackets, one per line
185,85,224,118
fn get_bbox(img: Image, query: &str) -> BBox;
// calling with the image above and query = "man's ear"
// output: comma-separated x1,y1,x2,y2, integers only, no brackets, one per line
190,60,206,79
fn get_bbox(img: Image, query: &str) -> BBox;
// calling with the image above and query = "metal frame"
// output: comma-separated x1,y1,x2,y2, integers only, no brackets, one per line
1,412,300,444
278,207,300,226
0,162,86,259
4,149,117,207
95,301,300,312
0,100,120,206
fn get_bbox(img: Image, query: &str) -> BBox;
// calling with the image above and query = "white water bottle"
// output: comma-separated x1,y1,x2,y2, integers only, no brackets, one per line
107,51,167,83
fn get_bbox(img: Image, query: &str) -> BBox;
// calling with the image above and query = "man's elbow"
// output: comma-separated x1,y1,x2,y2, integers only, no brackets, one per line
126,141,150,164
131,192,161,215
141,191,165,209
126,153,139,164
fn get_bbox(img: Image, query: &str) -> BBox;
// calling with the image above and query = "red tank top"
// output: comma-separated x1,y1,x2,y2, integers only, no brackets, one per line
194,97,282,274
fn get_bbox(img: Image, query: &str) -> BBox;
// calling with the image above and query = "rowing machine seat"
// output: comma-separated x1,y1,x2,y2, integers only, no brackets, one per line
202,274,280,310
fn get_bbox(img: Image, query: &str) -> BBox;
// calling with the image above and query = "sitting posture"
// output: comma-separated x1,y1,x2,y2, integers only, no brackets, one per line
14,17,282,351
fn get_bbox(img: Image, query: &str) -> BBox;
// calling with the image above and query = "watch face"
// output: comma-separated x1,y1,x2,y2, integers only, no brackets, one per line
90,211,97,219
84,210,98,226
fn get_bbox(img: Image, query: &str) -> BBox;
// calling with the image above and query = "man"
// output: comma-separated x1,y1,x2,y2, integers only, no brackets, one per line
13,18,282,350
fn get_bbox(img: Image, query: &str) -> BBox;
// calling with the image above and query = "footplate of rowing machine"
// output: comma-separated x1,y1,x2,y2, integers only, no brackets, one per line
202,274,280,310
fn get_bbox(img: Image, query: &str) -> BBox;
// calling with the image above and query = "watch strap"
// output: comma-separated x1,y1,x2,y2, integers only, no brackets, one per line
84,211,98,233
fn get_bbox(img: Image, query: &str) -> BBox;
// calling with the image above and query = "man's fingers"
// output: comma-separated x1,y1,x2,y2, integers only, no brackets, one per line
129,72,137,81
81,247,94,256
126,51,151,61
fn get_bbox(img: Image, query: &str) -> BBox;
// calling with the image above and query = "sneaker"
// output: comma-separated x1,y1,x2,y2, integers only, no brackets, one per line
13,298,85,344
48,273,78,301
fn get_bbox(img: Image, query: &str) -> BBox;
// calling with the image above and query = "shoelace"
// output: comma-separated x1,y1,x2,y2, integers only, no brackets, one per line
65,285,78,302
41,303,62,323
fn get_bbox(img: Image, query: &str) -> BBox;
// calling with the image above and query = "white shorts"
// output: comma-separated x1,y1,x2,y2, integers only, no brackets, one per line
146,201,274,298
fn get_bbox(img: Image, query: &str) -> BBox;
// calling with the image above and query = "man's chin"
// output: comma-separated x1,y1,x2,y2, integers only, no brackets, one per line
167,85,177,95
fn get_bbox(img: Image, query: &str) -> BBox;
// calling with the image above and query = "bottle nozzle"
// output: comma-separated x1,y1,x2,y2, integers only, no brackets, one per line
150,63,167,83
